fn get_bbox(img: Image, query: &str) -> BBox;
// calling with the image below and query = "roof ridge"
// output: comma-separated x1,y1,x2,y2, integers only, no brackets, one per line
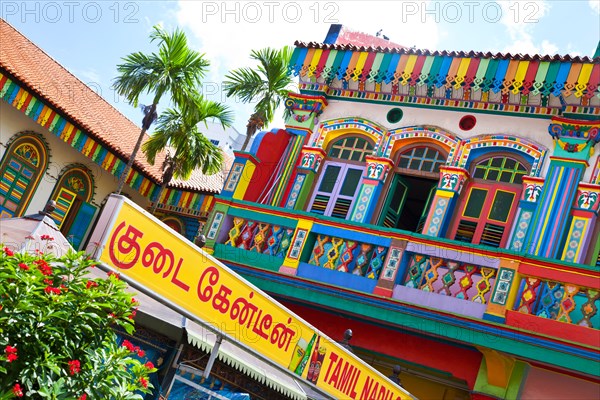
293,40,600,63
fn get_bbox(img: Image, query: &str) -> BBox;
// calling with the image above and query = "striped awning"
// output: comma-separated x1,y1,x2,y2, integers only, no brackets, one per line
186,327,310,400
289,44,600,99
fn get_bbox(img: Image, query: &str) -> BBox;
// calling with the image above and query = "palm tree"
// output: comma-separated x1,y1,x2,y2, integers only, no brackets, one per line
223,46,294,152
143,92,232,214
113,25,210,194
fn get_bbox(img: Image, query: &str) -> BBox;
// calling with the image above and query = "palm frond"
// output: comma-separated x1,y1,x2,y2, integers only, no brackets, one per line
222,46,294,134
113,24,209,110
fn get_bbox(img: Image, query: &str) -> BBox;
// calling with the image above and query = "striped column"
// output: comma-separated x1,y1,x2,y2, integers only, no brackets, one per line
560,183,600,263
284,147,326,211
349,156,394,224
422,166,469,238
526,157,586,258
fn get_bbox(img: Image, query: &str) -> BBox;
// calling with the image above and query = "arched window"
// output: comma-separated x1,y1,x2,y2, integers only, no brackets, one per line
0,134,48,218
48,165,97,249
450,155,530,248
307,136,374,219
378,145,447,232
163,216,184,234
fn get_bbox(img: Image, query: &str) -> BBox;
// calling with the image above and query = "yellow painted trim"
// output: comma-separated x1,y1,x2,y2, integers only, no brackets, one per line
435,189,455,198
281,219,314,270
321,129,378,153
233,161,256,200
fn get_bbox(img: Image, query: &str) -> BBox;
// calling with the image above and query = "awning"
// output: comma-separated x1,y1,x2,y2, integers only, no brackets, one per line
186,323,310,400
0,213,72,256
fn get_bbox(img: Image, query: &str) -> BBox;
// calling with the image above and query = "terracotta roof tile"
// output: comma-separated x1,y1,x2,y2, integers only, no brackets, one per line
0,19,225,194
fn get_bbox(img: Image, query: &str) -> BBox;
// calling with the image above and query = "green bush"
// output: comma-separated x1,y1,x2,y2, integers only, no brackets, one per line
0,243,155,399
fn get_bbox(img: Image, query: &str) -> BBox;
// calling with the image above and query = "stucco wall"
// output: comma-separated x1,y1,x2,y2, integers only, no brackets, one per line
0,101,149,216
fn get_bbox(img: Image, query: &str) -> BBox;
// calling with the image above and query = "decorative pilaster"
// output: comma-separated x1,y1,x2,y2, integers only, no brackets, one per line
507,176,544,252
526,117,599,259
220,152,260,200
483,259,521,323
278,218,314,276
421,166,469,238
560,183,600,263
373,240,407,298
349,156,394,223
284,147,326,210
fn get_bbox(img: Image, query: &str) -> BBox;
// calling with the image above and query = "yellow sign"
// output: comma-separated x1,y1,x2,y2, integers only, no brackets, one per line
93,196,413,400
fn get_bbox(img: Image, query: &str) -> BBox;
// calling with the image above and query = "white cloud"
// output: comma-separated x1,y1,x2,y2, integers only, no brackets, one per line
499,0,558,55
590,0,600,14
176,0,442,131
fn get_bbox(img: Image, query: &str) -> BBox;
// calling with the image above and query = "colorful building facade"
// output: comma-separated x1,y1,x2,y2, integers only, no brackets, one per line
204,25,600,399
0,20,223,248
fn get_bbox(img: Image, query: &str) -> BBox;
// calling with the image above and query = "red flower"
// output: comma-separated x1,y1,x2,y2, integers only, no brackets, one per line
3,247,14,256
68,360,81,375
44,278,53,285
18,263,29,270
12,383,23,397
122,340,135,352
78,394,87,400
86,280,98,289
44,286,61,295
129,307,138,320
40,234,54,241
139,377,148,388
144,361,155,369
107,271,120,280
5,346,18,362
137,349,145,358
34,259,53,276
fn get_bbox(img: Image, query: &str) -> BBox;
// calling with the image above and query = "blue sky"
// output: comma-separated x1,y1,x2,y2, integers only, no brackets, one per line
2,1,599,133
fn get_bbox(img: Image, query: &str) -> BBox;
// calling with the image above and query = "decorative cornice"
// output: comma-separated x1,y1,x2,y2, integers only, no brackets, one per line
298,82,598,118
290,44,600,104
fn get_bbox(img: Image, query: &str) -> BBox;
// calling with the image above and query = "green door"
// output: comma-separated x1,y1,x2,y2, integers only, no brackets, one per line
379,175,409,228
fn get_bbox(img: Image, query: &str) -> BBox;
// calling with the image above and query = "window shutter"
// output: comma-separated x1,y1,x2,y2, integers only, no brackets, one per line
65,202,98,250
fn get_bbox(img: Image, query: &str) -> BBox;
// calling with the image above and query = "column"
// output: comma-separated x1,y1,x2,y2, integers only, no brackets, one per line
278,218,314,276
373,239,408,298
507,176,544,252
483,259,522,323
525,116,599,258
421,166,469,238
349,156,394,223
284,147,326,211
560,183,600,263
220,152,260,200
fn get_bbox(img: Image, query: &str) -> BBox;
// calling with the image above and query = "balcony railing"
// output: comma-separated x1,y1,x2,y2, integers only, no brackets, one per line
224,217,295,258
514,277,599,329
308,234,387,280
402,253,497,304
210,199,599,335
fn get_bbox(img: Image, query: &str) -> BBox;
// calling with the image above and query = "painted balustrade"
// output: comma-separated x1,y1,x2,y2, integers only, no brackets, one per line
402,253,498,304
514,276,599,329
224,216,294,258
308,234,388,280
